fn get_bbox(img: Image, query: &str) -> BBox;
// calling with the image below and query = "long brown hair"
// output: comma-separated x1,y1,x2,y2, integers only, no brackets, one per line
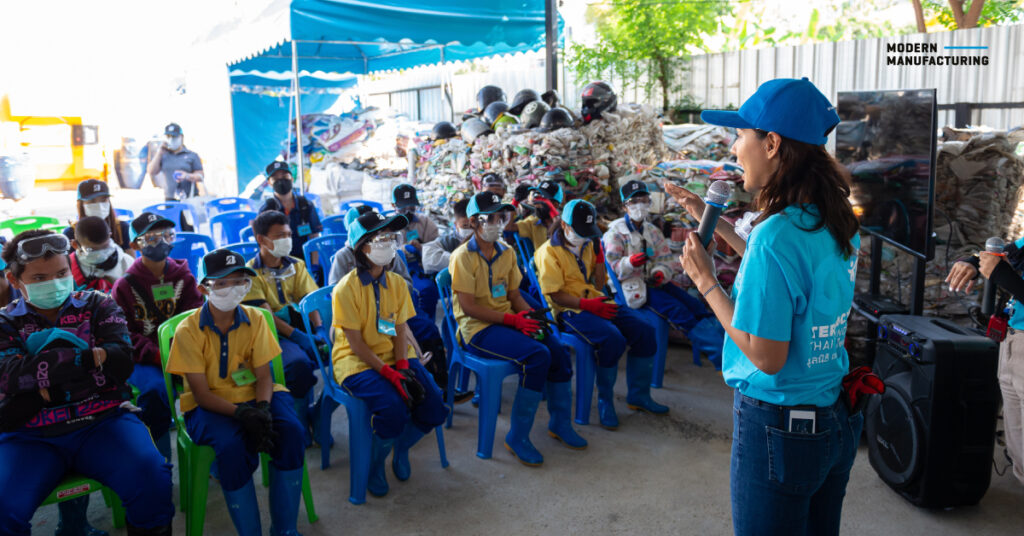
752,130,859,258
76,199,124,248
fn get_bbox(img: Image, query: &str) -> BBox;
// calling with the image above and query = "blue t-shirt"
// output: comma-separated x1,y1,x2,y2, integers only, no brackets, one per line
723,204,860,407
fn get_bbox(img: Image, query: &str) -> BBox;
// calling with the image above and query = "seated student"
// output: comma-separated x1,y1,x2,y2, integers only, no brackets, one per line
535,200,666,430
331,211,448,497
391,184,440,318
70,216,135,293
421,199,473,275
112,212,205,460
244,210,329,445
480,172,507,198
603,181,725,368
452,192,586,466
516,179,563,253
0,231,174,536
166,249,305,536
63,179,133,252
259,161,323,278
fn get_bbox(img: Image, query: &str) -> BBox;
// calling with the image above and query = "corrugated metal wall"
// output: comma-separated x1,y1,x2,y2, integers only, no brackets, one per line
358,24,1024,129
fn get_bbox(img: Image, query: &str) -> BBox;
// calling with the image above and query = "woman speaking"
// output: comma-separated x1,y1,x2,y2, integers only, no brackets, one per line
676,78,862,536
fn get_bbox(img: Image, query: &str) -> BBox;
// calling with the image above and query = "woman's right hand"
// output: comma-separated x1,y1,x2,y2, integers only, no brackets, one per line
945,260,979,293
664,182,706,222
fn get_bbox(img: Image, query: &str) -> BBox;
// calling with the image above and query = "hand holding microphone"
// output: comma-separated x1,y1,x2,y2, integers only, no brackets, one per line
980,237,1005,317
696,181,732,248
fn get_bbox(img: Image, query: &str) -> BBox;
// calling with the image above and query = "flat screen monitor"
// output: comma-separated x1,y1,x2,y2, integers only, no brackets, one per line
835,89,937,260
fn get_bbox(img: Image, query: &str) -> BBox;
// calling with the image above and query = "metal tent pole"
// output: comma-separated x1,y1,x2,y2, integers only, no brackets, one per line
545,0,558,91
292,40,305,195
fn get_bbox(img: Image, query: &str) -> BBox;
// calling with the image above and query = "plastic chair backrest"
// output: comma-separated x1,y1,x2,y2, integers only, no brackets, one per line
209,210,258,247
299,287,335,379
435,268,460,347
170,233,215,277
240,227,255,242
0,216,61,235
339,199,383,214
225,241,260,262
303,193,325,218
514,232,536,272
207,197,256,218
114,208,135,222
142,202,197,232
321,214,349,237
302,233,347,280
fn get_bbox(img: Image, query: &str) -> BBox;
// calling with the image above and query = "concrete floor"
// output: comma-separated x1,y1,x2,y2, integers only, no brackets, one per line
9,187,1024,535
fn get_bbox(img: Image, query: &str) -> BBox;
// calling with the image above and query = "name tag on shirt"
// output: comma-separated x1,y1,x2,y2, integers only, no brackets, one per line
377,318,397,336
231,368,257,386
491,283,507,299
152,283,175,301
297,224,312,237
406,229,420,242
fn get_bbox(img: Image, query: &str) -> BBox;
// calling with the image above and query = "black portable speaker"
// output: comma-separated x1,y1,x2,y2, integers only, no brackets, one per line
865,315,1000,508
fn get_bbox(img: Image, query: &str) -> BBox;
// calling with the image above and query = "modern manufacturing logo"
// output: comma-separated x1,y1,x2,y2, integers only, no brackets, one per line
886,42,989,66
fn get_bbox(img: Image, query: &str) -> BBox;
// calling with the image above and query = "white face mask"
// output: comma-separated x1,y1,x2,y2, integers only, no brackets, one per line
367,243,396,266
626,202,650,222
167,136,183,151
270,237,292,258
564,228,589,247
207,283,250,312
78,245,117,266
83,201,110,219
455,226,474,240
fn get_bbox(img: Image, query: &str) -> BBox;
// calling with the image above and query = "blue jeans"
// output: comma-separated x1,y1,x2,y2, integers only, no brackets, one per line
646,284,712,331
559,307,658,367
0,411,174,534
467,324,572,392
185,391,305,491
731,391,863,536
341,359,448,440
280,337,318,399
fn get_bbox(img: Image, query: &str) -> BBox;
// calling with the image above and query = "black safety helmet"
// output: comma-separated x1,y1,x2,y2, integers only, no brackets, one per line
483,101,511,127
520,100,550,129
581,81,618,124
431,121,457,140
541,89,561,108
476,85,506,113
460,117,494,143
509,89,540,115
537,107,574,132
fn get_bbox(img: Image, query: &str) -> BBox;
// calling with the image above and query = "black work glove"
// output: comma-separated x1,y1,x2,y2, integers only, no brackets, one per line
398,369,426,409
235,401,276,453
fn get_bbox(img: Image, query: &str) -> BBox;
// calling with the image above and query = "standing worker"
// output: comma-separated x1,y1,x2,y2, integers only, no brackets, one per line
259,161,324,282
677,78,862,536
148,123,205,202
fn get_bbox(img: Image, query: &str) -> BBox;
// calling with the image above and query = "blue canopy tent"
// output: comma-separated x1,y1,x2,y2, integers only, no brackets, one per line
228,0,556,192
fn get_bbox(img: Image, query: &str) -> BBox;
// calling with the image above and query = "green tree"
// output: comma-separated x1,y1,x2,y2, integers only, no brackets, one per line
568,0,730,112
916,0,1024,30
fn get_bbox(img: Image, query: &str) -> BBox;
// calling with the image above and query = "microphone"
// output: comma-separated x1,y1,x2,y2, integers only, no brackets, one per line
697,180,733,248
981,236,1005,317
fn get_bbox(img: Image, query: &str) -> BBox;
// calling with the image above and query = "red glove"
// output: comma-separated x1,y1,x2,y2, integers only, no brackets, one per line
395,358,410,370
379,365,411,403
651,271,665,286
593,239,605,264
535,197,560,221
629,253,648,267
579,297,618,319
504,310,542,336
842,366,884,414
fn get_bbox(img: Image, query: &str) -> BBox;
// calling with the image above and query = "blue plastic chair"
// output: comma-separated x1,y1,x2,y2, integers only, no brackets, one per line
225,242,260,263
302,234,347,284
206,197,256,219
303,193,325,219
114,208,134,222
142,202,199,232
210,210,258,247
321,215,349,237
240,227,255,243
604,262,673,388
298,288,448,503
169,233,215,278
436,268,524,459
339,199,383,214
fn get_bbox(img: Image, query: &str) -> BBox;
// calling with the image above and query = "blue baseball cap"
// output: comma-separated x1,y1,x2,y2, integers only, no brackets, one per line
129,212,175,242
344,206,375,232
700,77,840,146
349,211,408,250
619,180,649,202
561,199,601,239
531,180,564,204
467,191,513,219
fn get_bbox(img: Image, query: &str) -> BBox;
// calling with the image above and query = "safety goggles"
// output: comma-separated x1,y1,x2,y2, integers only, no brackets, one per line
138,229,176,247
268,263,297,280
476,213,511,227
16,234,70,262
205,276,252,293
396,206,418,216
625,197,652,209
370,232,400,246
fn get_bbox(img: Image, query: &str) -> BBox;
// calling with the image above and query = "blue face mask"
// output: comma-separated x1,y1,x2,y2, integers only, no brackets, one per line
23,276,75,310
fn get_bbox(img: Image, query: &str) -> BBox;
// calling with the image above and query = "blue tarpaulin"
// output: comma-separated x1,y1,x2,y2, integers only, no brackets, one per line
228,0,555,191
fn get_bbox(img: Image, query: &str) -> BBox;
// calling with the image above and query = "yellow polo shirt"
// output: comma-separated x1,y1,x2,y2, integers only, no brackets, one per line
331,269,416,383
516,215,550,252
244,255,319,312
166,304,286,413
534,230,608,315
450,236,522,343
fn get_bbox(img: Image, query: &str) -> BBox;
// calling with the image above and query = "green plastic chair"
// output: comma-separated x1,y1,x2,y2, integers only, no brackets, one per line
0,216,61,235
40,475,126,529
159,308,318,536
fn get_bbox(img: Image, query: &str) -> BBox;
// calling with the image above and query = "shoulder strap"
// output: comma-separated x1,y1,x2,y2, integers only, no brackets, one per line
123,273,169,327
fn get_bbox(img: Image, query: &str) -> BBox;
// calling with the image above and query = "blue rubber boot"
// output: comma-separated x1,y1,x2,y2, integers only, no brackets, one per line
595,366,620,430
293,391,315,448
545,382,587,449
504,387,544,466
55,496,110,536
268,466,305,536
687,317,725,370
626,356,670,415
368,436,396,497
392,423,425,481
221,480,262,536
